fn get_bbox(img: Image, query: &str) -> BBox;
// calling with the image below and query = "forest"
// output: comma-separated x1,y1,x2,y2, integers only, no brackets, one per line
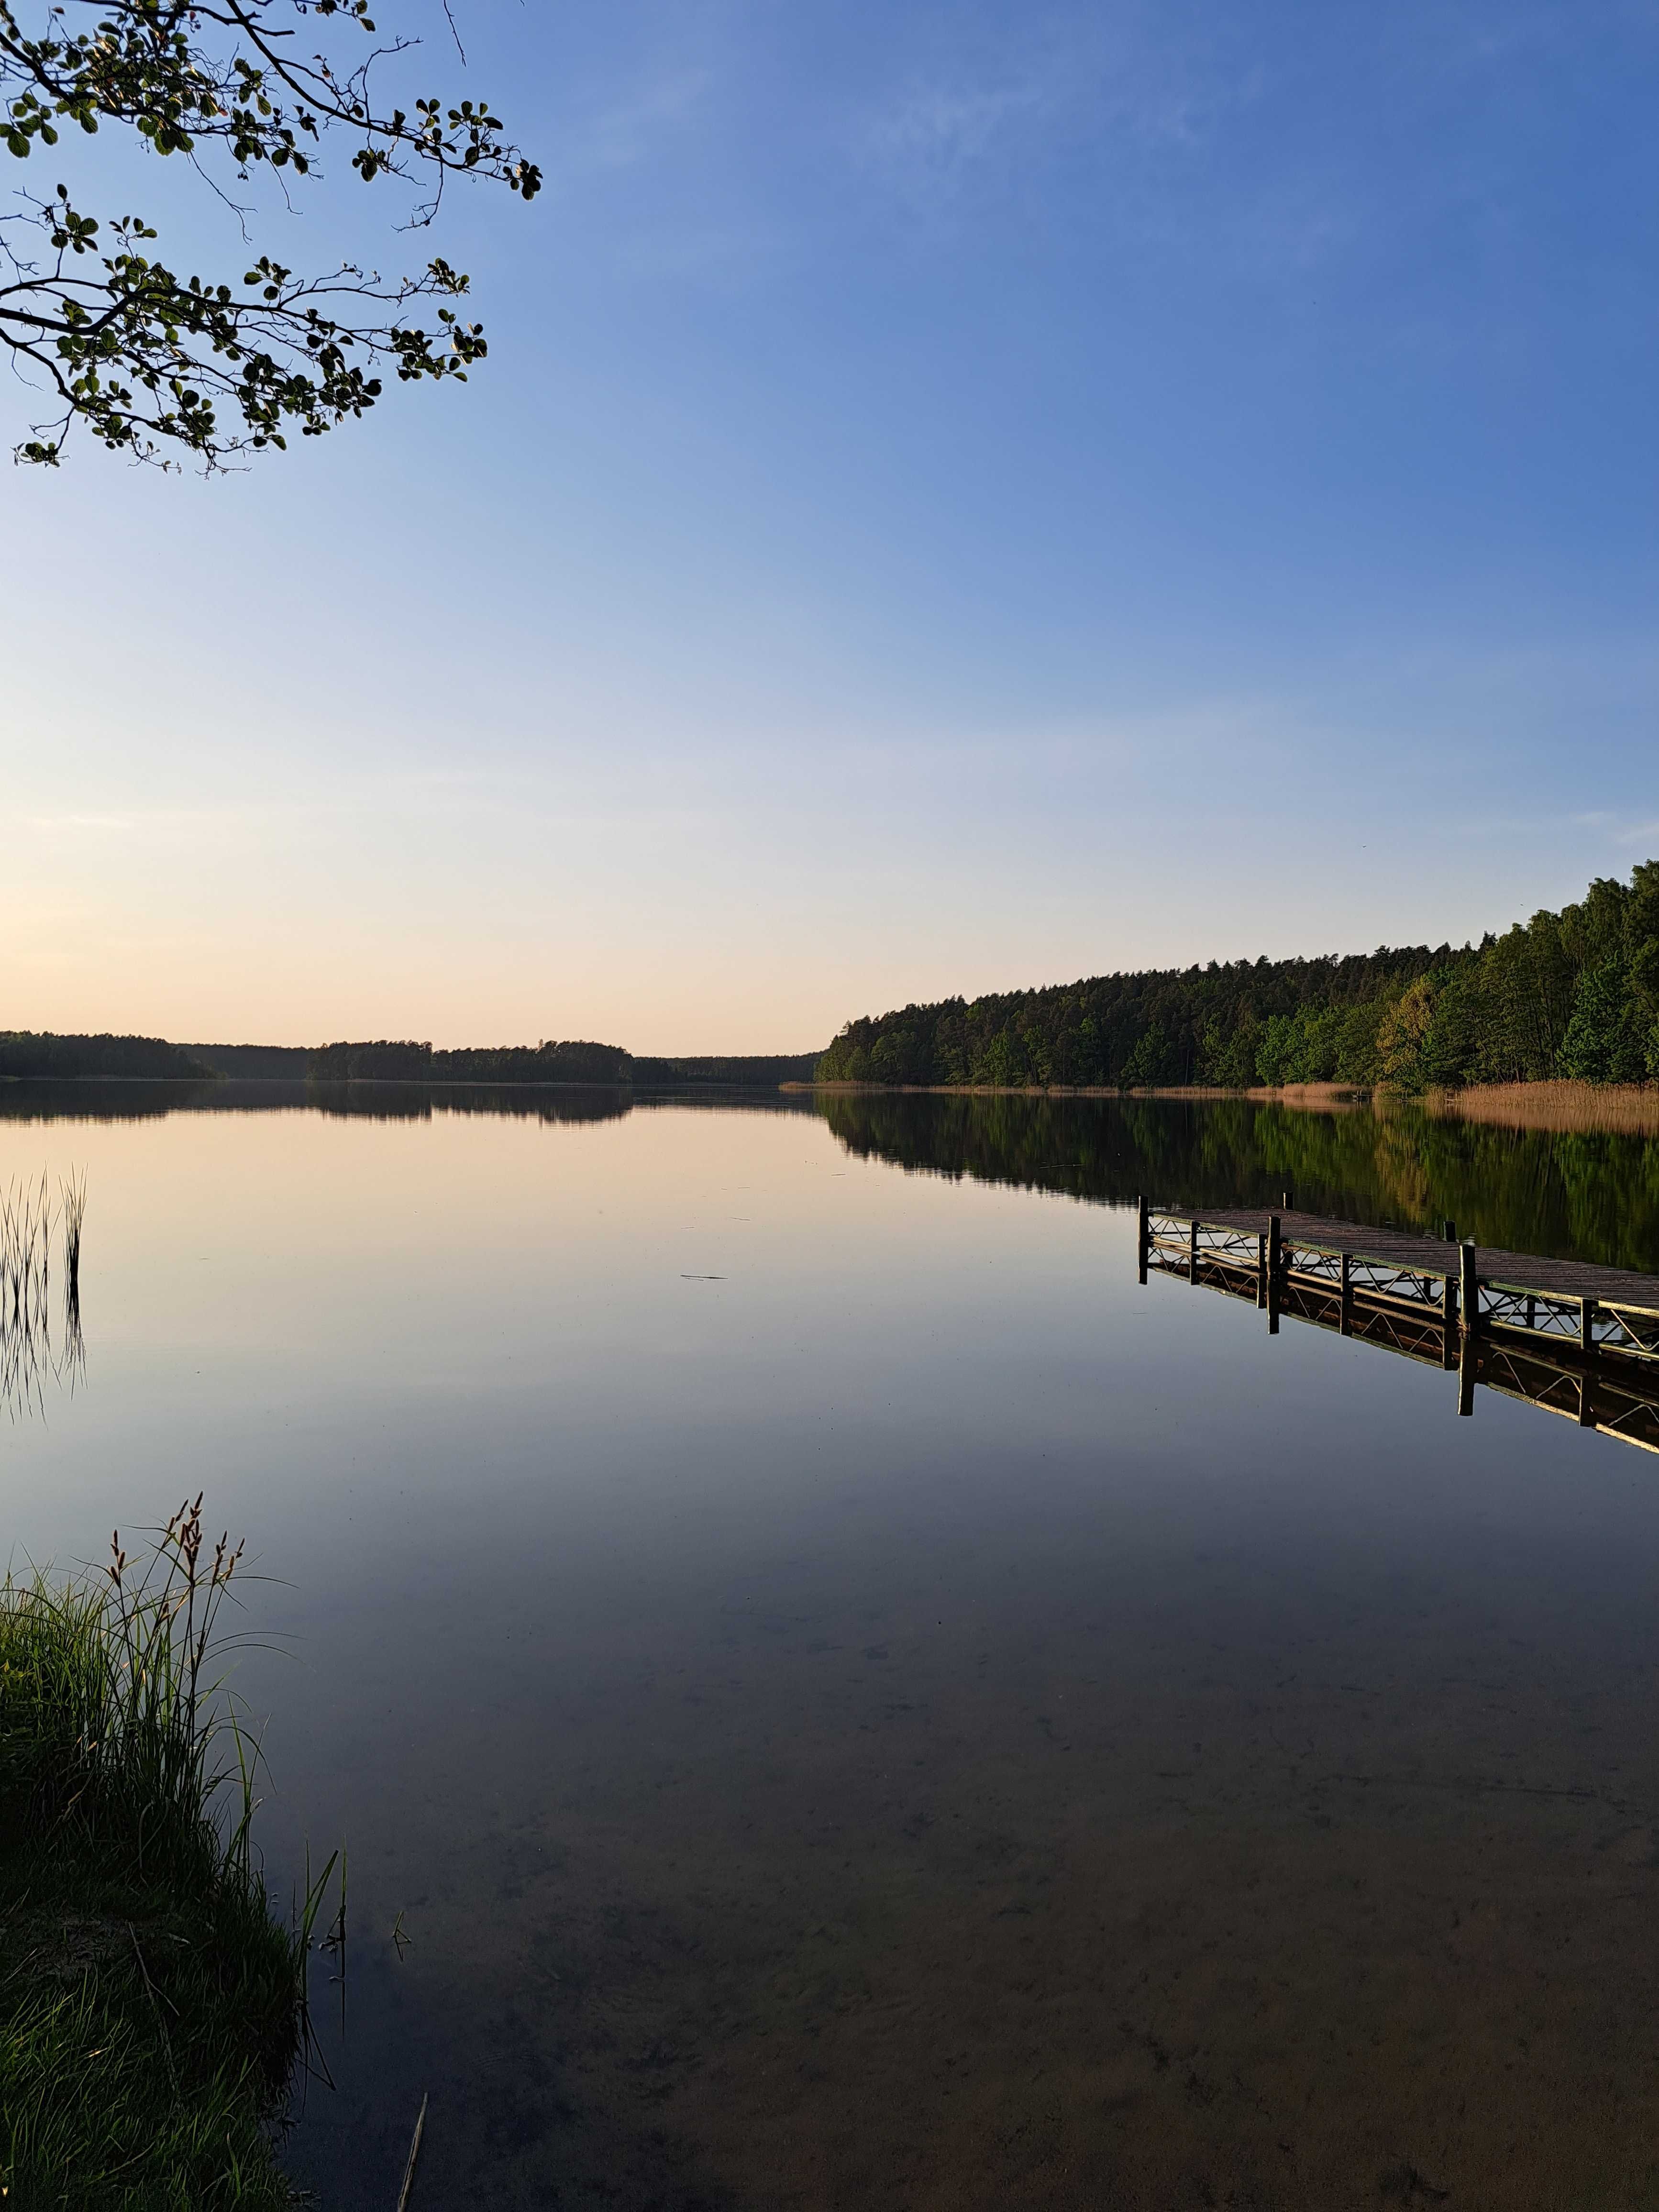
306,1042,819,1085
0,1034,823,1086
0,1031,214,1080
816,863,1659,1092
307,1039,636,1083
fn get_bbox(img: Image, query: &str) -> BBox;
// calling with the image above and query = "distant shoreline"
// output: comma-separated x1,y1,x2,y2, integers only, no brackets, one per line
0,1072,804,1088
11,1072,1659,1137
789,1079,1369,1102
791,1077,1659,1136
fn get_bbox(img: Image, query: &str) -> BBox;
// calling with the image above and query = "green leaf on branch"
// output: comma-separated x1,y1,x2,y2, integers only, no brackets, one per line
0,0,538,467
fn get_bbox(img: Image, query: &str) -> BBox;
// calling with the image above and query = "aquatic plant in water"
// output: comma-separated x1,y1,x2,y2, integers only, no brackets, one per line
0,1170,87,1419
0,1498,337,2208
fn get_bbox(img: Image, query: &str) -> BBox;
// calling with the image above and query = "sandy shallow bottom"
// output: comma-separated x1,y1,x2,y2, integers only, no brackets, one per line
293,1489,1659,2212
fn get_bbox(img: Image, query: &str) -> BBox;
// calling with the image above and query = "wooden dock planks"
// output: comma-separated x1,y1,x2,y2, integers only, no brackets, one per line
1153,1205,1659,1312
1136,1195,1659,1454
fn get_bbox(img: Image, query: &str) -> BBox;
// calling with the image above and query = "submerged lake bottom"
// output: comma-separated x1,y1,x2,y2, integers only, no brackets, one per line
6,1086,1659,2208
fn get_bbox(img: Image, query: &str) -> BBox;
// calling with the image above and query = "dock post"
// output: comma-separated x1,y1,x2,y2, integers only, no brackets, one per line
1266,1212,1282,1336
1457,1239,1479,1416
1579,1298,1599,1427
1459,1240,1479,1332
1256,1230,1268,1308
1137,1195,1149,1285
1188,1217,1200,1284
1339,1251,1352,1336
1441,1266,1458,1371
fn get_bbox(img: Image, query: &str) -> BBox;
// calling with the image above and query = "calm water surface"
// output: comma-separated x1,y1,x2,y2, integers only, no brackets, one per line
7,1086,1659,2210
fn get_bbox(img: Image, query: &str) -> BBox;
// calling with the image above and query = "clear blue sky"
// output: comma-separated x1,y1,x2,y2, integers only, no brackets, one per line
4,0,1656,1049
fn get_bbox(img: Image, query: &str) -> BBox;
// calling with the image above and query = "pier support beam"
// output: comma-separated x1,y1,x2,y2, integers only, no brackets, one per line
1266,1213,1282,1336
1580,1297,1599,1427
1339,1251,1352,1336
1457,1239,1479,1416
1137,1195,1149,1285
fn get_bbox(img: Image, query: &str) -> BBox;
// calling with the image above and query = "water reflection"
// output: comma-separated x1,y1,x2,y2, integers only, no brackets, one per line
1144,1203,1659,1456
1,1171,86,1418
6,1092,1659,2205
0,1079,817,1126
12,1079,1659,1284
819,1091,1659,1272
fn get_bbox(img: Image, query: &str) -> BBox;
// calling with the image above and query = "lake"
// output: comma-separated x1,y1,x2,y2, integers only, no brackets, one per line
6,1084,1659,2210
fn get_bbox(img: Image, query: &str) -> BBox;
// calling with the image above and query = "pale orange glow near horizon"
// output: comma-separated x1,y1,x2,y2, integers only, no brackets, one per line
3,474,1640,1057
4,0,1659,1069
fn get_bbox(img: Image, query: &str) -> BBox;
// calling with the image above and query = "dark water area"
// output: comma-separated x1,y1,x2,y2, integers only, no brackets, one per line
7,1087,1659,2209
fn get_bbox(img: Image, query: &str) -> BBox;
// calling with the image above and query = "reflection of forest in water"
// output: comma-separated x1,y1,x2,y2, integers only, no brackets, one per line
819,1092,1659,1275
7,1080,1659,1276
0,1081,820,1128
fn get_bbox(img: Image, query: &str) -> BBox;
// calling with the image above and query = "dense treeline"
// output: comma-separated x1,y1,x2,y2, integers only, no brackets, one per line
0,1031,823,1087
306,1042,819,1084
187,1043,312,1078
0,1031,214,1080
309,1038,635,1083
630,1053,820,1086
818,863,1659,1092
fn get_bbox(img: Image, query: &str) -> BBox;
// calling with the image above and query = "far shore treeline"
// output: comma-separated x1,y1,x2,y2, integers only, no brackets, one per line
817,862,1659,1093
0,1032,820,1086
9,862,1659,1095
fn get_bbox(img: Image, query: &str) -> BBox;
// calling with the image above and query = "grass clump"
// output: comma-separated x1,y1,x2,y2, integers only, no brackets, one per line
0,1500,325,2210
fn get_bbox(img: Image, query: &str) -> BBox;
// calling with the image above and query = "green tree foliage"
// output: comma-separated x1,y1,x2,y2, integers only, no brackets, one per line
1,0,538,466
817,862,1659,1092
1558,960,1646,1083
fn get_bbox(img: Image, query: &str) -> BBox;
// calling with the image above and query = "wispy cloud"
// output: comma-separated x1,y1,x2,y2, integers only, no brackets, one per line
861,77,1046,205
850,12,1264,236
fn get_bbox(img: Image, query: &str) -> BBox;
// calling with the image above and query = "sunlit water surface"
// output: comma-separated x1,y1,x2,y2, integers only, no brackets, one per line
6,1086,1659,2211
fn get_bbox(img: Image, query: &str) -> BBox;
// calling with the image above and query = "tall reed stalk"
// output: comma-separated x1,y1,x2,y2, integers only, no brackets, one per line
0,1168,87,1416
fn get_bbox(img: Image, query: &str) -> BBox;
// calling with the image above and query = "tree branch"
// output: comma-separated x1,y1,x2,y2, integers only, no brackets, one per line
0,0,536,465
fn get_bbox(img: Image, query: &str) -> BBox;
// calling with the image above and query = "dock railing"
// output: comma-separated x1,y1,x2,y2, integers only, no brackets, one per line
1137,1196,1659,1455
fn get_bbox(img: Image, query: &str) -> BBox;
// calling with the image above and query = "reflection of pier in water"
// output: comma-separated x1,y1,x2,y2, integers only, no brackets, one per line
1139,1200,1659,1456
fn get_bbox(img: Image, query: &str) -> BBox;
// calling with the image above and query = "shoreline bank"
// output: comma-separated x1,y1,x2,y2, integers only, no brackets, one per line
789,1078,1659,1135
0,1507,325,2209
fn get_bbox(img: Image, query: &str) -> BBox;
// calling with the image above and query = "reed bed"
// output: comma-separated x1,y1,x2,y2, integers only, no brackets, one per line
0,1170,87,1417
60,1168,85,1297
0,1499,333,2209
1424,1080,1659,1136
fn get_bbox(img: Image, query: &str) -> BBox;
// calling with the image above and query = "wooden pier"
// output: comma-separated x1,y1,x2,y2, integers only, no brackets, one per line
1137,1198,1659,1455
